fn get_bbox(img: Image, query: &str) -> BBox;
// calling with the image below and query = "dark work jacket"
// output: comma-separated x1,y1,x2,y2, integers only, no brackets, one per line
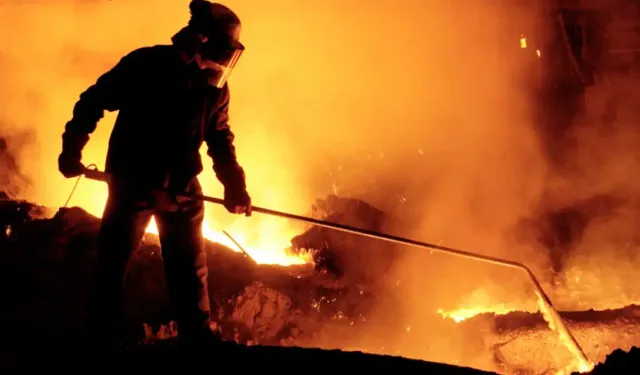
64,44,244,191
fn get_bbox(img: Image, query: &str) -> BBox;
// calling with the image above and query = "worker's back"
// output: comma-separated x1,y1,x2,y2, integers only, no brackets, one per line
103,45,229,189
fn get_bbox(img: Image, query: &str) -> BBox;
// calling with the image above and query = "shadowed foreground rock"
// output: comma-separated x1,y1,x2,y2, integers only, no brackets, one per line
585,346,640,374
290,195,399,285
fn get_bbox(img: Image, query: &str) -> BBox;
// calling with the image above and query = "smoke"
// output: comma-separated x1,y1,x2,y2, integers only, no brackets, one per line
0,133,32,198
0,49,34,198
0,0,555,369
544,69,640,312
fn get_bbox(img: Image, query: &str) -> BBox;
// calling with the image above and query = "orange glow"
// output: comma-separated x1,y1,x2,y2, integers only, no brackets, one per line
437,288,595,374
3,1,640,373
438,298,595,374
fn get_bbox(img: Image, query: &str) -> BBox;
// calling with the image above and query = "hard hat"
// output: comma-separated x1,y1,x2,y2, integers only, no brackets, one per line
189,1,245,88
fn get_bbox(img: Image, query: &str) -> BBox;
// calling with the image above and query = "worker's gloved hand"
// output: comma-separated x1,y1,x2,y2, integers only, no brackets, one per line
58,130,89,178
215,162,251,216
58,153,85,178
224,187,252,216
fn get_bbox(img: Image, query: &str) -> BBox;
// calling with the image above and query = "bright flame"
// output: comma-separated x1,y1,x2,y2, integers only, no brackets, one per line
536,49,541,57
520,35,527,49
146,217,310,266
437,305,513,322
436,287,536,322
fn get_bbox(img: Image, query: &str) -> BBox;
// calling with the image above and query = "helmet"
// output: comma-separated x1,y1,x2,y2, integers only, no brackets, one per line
188,1,245,88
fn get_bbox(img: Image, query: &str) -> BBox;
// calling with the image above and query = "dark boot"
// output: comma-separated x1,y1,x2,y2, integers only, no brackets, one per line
178,327,222,352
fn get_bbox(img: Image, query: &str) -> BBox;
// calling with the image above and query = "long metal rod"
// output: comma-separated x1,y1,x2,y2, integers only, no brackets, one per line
82,168,589,365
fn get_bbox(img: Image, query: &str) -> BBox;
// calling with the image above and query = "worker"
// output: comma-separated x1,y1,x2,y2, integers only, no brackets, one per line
57,0,251,349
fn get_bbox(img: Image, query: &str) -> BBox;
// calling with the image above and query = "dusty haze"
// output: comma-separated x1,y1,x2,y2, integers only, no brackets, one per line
0,0,563,369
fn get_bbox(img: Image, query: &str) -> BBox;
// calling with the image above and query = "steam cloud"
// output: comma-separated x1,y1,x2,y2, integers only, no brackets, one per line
2,0,640,370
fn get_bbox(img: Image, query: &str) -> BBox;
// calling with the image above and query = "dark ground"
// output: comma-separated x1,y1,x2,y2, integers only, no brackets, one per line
587,347,640,375
4,340,640,374
4,339,493,374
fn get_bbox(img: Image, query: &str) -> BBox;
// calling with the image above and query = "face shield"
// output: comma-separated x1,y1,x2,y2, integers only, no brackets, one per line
198,39,244,88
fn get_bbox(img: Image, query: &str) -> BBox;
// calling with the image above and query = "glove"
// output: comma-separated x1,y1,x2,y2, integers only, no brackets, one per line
58,130,89,178
224,187,251,216
214,162,251,216
58,154,85,178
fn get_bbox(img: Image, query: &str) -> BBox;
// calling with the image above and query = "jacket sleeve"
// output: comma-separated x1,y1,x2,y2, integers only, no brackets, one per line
204,85,246,189
61,50,140,157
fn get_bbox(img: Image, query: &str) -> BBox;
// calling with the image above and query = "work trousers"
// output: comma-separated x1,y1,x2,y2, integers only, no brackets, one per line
85,178,211,346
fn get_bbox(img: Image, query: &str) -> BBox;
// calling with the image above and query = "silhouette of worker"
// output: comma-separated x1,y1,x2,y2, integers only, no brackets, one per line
57,0,251,348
